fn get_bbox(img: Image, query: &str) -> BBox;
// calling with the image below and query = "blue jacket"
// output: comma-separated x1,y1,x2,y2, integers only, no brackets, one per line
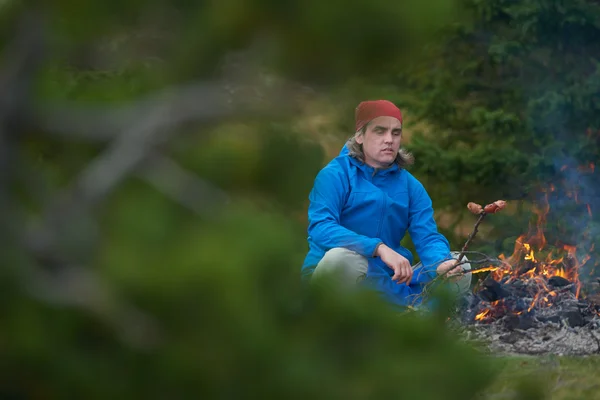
301,145,451,307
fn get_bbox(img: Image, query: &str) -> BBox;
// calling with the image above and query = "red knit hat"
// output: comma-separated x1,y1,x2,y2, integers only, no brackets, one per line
355,100,403,132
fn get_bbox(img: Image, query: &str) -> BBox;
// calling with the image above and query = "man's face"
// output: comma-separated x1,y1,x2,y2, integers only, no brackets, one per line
355,116,402,168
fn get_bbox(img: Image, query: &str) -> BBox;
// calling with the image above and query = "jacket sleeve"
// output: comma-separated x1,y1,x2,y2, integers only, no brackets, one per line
406,177,452,283
307,166,382,257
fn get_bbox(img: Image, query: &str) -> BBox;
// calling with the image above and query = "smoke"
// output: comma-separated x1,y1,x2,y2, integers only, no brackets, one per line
537,156,600,281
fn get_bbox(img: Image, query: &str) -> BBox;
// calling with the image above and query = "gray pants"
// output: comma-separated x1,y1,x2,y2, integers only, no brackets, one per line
311,248,472,296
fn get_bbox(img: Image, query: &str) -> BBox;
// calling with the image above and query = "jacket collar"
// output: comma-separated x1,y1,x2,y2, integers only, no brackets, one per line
339,144,399,176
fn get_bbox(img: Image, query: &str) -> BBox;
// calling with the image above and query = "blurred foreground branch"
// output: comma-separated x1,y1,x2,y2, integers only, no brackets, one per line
21,76,306,347
139,154,230,217
30,74,299,243
32,79,307,141
0,3,163,353
3,8,311,351
0,10,44,225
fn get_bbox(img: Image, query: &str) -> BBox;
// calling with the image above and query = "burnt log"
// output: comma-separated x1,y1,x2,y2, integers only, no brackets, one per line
537,315,561,324
503,313,536,331
561,310,585,327
506,280,531,298
517,260,536,275
548,276,571,287
478,277,511,302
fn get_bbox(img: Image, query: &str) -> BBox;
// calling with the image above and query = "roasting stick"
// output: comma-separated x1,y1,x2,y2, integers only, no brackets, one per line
454,211,487,265
407,202,508,309
441,200,507,278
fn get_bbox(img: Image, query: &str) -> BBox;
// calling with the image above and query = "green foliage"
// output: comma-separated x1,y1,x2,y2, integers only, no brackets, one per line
0,1,519,398
395,0,600,264
1,201,500,398
171,122,326,212
252,125,325,210
404,0,600,188
36,64,166,102
30,0,465,85
487,355,600,399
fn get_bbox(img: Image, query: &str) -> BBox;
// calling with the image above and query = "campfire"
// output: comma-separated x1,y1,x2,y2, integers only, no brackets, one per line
455,175,600,355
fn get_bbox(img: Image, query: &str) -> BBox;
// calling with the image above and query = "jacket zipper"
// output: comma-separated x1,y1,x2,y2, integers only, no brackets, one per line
375,172,386,239
370,168,386,239
377,195,386,238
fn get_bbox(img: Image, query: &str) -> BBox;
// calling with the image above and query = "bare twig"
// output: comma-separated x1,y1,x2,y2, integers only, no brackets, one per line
455,212,487,265
408,254,514,307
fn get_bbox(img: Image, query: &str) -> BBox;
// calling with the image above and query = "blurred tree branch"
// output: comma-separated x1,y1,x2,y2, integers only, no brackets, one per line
31,78,307,142
4,8,310,350
0,10,45,224
139,154,231,217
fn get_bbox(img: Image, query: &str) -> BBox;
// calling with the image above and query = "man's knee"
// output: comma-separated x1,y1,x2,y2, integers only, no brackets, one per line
312,247,368,284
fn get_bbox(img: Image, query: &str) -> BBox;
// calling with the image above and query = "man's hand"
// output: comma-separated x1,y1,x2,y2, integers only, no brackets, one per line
375,244,413,284
436,259,462,280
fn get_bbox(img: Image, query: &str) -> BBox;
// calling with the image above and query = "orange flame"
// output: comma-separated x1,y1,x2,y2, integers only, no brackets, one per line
470,266,499,275
475,165,595,322
475,309,490,321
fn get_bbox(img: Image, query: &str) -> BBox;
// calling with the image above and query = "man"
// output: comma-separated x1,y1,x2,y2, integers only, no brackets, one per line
301,99,471,308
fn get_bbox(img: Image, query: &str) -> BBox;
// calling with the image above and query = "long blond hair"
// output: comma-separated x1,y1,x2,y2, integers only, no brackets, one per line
344,126,414,168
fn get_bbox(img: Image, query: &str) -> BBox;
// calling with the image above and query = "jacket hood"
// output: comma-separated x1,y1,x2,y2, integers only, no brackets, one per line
338,142,399,175
339,143,350,156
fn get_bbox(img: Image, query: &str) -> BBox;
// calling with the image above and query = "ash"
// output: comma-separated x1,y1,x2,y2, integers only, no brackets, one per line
458,319,600,356
452,277,600,355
